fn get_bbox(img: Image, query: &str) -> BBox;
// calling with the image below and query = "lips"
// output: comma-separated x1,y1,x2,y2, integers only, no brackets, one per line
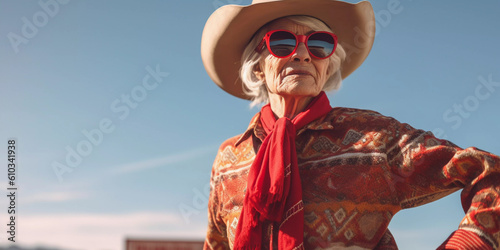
287,69,312,76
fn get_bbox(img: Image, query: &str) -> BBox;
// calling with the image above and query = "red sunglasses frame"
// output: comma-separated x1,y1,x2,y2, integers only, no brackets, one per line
255,29,338,59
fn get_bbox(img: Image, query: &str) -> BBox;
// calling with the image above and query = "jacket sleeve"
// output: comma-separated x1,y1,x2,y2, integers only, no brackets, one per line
383,119,500,250
204,147,230,250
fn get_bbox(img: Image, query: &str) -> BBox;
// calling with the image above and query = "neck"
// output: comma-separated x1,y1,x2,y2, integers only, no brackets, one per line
268,93,314,119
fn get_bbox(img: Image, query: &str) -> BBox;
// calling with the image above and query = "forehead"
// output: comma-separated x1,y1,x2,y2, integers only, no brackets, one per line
264,18,315,34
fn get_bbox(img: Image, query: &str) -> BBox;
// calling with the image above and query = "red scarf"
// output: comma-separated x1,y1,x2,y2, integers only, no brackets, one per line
234,92,332,250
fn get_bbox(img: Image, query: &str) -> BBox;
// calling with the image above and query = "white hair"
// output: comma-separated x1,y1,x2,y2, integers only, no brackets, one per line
240,15,347,108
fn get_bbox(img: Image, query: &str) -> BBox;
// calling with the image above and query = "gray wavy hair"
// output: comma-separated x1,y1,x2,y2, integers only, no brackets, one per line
240,15,347,107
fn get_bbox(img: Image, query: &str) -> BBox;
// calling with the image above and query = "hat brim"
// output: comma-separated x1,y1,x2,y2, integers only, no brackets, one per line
201,0,375,100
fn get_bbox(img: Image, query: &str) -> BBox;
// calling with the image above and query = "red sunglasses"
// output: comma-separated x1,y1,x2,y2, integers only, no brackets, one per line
256,29,338,59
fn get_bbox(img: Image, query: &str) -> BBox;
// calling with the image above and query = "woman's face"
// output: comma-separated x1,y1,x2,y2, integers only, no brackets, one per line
254,18,333,99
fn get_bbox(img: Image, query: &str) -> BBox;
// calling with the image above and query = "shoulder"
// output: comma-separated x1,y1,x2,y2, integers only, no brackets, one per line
325,107,437,145
320,107,402,128
331,107,390,119
213,134,243,168
217,134,242,152
212,133,254,175
309,107,427,143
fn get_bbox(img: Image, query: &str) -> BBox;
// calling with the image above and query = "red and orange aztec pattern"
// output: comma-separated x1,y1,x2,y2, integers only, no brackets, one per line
204,107,499,250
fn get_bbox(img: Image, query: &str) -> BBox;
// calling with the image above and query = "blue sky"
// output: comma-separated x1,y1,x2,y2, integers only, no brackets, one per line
0,0,499,249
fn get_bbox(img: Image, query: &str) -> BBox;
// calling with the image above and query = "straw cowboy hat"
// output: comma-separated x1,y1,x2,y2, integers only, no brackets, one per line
201,0,375,100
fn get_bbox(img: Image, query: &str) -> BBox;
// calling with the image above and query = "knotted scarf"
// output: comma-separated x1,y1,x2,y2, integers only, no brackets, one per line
234,92,332,250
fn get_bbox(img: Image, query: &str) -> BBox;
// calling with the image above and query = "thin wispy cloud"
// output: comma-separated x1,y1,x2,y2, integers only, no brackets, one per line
109,144,217,174
389,226,451,249
17,211,206,250
23,191,89,204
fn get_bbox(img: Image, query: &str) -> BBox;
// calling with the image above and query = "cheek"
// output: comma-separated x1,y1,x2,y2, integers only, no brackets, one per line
264,57,286,82
316,61,331,80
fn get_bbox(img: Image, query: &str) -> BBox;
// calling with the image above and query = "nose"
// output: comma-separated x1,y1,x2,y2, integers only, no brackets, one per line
291,42,311,63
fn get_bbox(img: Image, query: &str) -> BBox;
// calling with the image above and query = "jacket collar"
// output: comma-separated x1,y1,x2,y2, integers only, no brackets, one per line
234,108,335,147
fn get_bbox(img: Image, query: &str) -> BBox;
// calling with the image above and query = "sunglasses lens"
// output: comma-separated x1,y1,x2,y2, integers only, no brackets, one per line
307,32,336,58
269,31,297,57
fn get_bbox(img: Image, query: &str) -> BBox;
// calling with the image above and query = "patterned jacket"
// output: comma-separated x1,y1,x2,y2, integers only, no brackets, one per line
204,107,500,249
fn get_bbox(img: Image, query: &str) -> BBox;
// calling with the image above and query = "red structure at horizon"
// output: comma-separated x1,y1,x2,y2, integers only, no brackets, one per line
126,239,204,250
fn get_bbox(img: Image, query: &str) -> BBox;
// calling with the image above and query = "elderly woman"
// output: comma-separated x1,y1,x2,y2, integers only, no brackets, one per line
201,1,500,249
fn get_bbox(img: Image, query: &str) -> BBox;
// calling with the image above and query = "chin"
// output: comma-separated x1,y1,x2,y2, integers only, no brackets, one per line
278,88,321,98
278,81,321,95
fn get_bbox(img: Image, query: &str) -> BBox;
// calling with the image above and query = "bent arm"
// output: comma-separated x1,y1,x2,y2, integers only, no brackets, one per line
384,120,499,249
